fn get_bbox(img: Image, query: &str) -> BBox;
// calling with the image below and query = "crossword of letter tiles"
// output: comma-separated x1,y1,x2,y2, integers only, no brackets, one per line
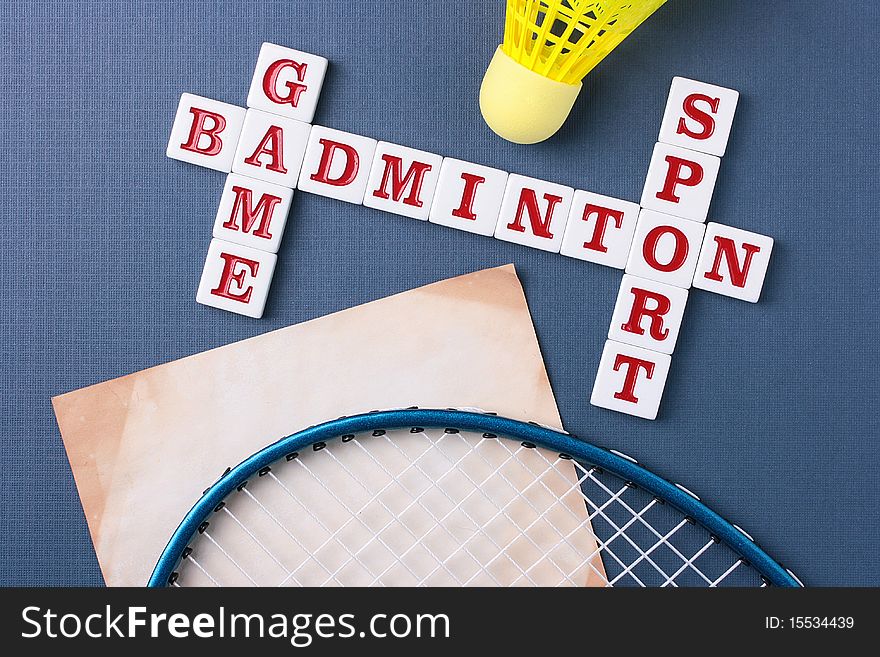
297,126,378,204
494,174,574,252
560,191,640,268
609,274,688,355
626,209,706,289
591,340,672,420
363,142,443,220
659,77,739,157
213,174,293,254
693,223,774,302
640,142,720,223
429,158,509,236
247,42,328,124
196,239,278,319
166,50,768,418
232,109,312,188
167,93,246,173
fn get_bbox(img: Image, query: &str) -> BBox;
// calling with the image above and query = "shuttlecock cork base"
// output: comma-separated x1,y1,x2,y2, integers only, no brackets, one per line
480,46,582,144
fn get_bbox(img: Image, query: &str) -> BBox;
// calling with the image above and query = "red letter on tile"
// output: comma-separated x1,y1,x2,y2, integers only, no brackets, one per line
621,288,671,341
656,156,704,203
612,354,655,403
223,186,283,239
451,173,486,221
244,125,287,174
262,59,308,108
703,236,762,288
581,204,625,253
371,155,433,207
180,107,227,155
643,225,690,272
676,93,720,141
506,189,563,239
309,139,360,186
210,253,260,303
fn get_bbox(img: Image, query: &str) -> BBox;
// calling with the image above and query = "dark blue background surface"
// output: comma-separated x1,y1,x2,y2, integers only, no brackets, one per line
2,1,878,586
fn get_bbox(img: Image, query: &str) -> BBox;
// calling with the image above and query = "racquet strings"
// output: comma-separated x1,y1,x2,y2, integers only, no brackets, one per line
170,426,763,587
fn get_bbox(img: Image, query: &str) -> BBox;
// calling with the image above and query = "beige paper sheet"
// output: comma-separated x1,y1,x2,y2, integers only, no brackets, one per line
53,264,604,586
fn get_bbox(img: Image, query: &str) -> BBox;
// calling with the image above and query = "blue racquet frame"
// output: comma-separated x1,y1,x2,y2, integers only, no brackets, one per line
149,409,801,587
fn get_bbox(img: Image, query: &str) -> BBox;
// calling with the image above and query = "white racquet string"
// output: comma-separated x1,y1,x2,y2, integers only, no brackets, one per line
171,427,763,587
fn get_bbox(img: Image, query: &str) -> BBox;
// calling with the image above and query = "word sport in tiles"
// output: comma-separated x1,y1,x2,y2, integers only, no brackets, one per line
165,47,769,419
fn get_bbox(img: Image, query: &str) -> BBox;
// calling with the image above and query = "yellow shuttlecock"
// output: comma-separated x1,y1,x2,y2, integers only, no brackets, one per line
480,0,667,144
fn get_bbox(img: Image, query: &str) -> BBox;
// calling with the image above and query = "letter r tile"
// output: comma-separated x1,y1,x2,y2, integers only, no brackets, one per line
608,274,689,355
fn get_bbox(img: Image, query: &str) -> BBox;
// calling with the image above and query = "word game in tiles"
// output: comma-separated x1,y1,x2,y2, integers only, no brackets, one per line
166,46,773,420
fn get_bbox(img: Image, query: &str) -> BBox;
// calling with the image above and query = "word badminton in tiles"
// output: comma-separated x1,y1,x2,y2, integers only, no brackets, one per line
166,45,773,420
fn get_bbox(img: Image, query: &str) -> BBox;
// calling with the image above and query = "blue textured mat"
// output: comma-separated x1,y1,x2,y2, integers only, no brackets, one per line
2,0,878,585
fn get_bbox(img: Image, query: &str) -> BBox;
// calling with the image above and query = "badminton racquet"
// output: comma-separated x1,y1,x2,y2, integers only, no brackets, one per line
149,408,801,587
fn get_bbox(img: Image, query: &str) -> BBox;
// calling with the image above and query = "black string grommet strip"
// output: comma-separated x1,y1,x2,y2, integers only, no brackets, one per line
213,502,225,513
372,429,386,436
521,441,536,449
482,432,497,439
410,427,424,433
558,453,573,460
258,466,271,477
236,481,248,491
285,452,299,461
168,572,179,585
444,428,460,434
182,547,193,559
341,434,355,442
197,521,209,534
313,442,326,451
